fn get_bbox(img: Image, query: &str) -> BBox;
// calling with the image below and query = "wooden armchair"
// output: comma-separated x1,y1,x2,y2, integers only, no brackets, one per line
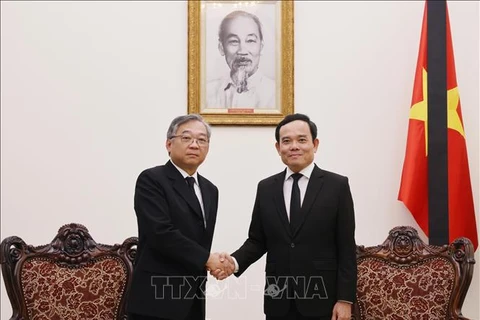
0,223,138,320
352,226,475,320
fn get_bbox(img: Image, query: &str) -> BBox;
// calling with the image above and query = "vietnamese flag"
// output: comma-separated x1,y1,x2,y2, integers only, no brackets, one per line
398,0,478,250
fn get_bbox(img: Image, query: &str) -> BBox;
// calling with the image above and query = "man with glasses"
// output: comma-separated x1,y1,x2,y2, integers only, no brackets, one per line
127,114,234,320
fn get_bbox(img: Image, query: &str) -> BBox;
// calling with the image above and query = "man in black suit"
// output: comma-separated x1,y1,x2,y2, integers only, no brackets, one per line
127,114,231,320
222,113,357,320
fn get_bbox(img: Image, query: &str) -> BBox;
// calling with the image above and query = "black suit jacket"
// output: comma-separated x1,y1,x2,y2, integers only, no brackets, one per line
232,165,356,318
127,161,218,319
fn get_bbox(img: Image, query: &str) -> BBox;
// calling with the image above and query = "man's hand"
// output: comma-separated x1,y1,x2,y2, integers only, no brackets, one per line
206,252,235,280
331,301,352,320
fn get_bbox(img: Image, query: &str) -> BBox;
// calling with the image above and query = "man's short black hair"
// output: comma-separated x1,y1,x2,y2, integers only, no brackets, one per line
275,113,318,142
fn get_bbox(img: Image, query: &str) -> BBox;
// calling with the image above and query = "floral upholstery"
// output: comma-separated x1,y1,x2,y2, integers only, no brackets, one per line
356,256,455,320
1,223,137,320
352,226,475,320
20,257,127,320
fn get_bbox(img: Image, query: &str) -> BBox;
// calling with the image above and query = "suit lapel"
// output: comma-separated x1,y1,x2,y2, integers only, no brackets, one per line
273,170,292,237
166,161,204,220
292,165,324,237
198,174,210,222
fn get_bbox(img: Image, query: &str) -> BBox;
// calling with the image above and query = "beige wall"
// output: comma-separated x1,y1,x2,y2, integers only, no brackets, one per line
1,1,478,319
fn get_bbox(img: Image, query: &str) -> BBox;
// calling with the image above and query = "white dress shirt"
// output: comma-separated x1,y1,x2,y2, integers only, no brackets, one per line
283,163,315,221
171,161,206,227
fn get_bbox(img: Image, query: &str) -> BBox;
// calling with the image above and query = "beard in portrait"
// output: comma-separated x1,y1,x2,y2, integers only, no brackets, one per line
206,10,275,109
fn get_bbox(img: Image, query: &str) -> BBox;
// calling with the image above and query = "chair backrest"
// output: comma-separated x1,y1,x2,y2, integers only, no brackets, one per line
0,223,138,320
352,226,475,320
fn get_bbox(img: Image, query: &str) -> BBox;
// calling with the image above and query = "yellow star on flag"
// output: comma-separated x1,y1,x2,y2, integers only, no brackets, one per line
408,68,465,155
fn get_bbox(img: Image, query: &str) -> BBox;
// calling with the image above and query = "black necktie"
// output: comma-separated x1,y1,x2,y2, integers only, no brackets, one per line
290,173,303,231
186,177,205,226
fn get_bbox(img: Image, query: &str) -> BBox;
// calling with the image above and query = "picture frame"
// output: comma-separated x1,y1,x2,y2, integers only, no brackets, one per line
188,0,294,125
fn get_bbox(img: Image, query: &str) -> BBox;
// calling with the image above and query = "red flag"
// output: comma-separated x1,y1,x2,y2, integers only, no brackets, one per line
398,2,478,250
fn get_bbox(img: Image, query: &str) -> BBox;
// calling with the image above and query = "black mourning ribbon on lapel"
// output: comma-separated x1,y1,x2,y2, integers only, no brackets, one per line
289,173,303,232
186,176,206,227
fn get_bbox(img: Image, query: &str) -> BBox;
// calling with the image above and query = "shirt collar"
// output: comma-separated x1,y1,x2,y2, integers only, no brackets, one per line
171,160,199,184
285,162,315,181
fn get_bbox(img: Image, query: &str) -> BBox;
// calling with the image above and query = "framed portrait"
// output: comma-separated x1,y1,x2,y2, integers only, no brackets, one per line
188,0,294,125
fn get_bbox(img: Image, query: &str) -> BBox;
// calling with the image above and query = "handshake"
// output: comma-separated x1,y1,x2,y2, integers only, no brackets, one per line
205,252,236,280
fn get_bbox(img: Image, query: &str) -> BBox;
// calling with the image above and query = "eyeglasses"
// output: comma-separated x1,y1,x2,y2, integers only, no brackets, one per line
170,135,209,146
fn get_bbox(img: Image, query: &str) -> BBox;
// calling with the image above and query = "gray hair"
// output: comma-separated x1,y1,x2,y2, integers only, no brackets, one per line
218,10,263,43
166,114,212,140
